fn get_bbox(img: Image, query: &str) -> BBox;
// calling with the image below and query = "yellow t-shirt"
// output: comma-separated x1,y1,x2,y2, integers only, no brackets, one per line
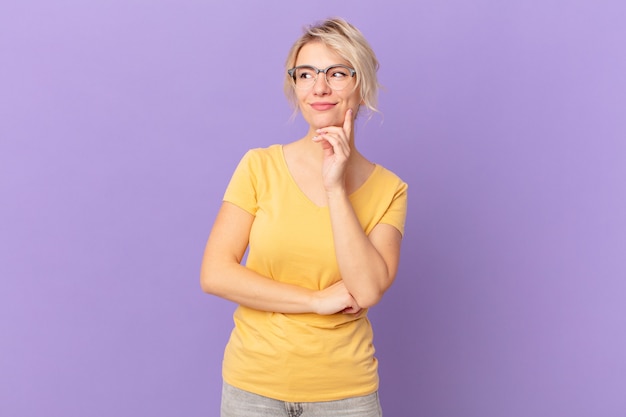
221,144,408,402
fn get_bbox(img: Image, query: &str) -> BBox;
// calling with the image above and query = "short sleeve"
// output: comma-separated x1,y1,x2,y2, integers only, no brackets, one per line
379,181,408,236
223,150,259,215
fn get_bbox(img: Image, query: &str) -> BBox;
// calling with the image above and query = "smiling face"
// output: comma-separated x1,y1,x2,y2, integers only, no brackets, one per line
293,41,363,131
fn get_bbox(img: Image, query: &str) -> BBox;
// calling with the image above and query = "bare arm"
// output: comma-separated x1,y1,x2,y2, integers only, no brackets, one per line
313,109,403,308
200,201,361,315
327,194,402,308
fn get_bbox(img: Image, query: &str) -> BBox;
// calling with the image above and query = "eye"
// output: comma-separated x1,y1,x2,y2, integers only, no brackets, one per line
296,67,316,79
329,67,349,78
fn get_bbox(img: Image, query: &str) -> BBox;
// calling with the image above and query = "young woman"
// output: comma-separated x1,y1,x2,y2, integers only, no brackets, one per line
201,17,408,416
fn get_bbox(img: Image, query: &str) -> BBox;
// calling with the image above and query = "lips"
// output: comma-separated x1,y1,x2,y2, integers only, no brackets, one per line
310,102,336,111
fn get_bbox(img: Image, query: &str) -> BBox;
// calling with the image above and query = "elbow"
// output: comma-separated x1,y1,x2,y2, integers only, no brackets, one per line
353,288,384,309
351,272,395,309
200,257,241,296
200,265,220,295
199,274,213,294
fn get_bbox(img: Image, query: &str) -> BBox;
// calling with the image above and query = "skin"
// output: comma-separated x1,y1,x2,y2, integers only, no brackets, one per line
200,41,402,315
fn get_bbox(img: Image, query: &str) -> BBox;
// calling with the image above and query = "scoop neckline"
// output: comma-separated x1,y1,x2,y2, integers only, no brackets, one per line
277,144,379,209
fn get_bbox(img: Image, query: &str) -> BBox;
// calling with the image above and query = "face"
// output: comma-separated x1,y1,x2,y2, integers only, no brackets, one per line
292,42,363,130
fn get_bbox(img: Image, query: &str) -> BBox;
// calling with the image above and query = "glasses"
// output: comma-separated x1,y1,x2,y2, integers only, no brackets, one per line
287,64,356,91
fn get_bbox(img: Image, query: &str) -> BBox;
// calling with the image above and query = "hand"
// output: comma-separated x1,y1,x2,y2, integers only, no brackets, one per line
312,280,362,316
311,108,354,192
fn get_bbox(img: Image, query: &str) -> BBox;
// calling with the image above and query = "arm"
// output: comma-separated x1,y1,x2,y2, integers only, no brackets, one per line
313,109,403,308
200,201,362,315
326,194,402,308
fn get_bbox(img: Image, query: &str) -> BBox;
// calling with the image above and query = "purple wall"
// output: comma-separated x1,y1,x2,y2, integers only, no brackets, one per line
1,1,624,416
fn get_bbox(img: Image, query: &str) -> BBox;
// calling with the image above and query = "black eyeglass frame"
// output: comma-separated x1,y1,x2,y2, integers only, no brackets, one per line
287,64,357,88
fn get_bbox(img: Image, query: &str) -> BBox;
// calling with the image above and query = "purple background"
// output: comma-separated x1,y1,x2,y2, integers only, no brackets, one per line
1,0,625,416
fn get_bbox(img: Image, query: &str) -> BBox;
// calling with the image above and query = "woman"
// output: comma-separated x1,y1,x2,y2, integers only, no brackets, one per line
201,17,408,416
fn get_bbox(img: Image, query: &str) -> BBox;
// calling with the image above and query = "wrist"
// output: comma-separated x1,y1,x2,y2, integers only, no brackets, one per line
324,186,347,200
309,290,322,315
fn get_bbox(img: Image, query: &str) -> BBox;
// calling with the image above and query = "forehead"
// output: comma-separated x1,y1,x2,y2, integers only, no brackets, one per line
295,42,349,67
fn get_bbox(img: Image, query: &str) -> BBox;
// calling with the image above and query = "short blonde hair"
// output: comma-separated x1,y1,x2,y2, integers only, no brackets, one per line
284,18,381,115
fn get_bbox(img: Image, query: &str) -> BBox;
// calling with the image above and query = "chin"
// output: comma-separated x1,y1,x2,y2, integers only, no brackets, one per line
305,114,341,129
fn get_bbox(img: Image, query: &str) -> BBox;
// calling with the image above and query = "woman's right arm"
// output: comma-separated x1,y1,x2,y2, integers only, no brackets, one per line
200,201,361,315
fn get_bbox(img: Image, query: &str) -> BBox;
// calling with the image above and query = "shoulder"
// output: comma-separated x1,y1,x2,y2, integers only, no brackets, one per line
241,144,282,163
371,164,408,194
234,144,283,172
232,144,285,183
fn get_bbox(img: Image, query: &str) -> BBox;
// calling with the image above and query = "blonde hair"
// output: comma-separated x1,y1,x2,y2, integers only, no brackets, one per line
284,18,381,115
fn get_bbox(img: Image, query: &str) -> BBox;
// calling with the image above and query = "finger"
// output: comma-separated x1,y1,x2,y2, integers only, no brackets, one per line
315,132,349,158
341,306,362,315
343,108,354,139
317,117,350,142
318,128,350,152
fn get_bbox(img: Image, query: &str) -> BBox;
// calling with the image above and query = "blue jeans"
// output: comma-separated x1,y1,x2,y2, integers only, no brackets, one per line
221,382,383,417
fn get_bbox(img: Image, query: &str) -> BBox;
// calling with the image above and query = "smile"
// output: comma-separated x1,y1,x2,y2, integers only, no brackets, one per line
310,102,336,111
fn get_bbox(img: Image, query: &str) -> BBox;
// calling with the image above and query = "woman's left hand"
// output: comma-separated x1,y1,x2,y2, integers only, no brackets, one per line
312,108,354,192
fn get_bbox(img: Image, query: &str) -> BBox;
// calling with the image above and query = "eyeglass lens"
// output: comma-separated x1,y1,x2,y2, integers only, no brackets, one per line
292,66,353,90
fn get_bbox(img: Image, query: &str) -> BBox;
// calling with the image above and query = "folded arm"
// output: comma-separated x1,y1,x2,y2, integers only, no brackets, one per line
200,202,361,315
326,191,402,308
314,109,403,309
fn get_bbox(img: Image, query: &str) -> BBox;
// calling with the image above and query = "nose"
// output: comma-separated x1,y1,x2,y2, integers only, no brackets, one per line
312,72,331,95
